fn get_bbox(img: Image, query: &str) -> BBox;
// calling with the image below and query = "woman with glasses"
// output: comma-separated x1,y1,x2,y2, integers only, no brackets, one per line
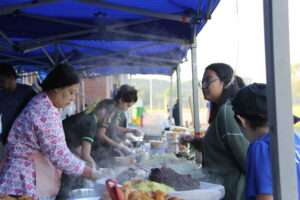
183,63,248,200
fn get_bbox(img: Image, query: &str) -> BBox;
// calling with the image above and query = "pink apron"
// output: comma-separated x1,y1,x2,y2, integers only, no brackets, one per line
31,151,62,199
0,151,62,199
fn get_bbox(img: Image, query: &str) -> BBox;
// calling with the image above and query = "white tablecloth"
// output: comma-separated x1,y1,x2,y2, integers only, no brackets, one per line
168,182,225,200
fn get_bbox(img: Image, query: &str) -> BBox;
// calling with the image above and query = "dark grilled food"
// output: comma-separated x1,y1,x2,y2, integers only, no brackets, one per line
149,167,199,191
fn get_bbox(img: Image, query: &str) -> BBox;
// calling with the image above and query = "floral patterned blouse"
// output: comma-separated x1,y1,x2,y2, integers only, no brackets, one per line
0,93,85,199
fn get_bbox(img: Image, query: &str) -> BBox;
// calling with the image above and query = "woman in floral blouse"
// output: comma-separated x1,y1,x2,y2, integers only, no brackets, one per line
0,64,100,200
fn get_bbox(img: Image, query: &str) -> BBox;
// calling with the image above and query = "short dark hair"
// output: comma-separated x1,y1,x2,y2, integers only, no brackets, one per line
41,64,80,91
232,83,268,129
242,114,268,129
0,63,18,78
114,84,138,103
94,99,115,114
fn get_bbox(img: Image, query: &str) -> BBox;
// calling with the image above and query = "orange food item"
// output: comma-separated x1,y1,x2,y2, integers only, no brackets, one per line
0,196,32,200
121,181,181,200
128,191,152,200
152,191,166,200
167,197,183,200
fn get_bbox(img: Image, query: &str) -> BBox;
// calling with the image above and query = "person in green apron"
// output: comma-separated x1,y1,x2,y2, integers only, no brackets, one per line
63,112,98,168
183,63,249,200
92,85,142,167
57,99,116,199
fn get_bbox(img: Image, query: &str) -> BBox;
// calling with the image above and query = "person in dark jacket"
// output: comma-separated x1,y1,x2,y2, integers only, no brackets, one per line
182,63,249,200
172,99,180,126
0,64,35,146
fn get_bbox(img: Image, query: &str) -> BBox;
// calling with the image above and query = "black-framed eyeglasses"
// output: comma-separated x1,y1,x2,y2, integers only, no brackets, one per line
200,78,219,89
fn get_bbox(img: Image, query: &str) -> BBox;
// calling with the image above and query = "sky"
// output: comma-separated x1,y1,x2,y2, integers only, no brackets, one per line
133,0,300,83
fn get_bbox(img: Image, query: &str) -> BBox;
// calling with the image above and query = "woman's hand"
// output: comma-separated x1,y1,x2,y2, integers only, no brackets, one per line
133,129,143,137
118,143,133,155
90,168,103,180
83,166,102,180
86,159,96,169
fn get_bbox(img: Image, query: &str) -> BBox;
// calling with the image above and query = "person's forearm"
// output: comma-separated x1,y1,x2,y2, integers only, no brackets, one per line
82,154,96,168
80,141,96,168
103,134,119,147
116,126,133,134
97,128,119,147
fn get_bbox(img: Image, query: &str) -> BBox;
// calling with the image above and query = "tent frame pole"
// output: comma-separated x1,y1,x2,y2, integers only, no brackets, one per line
41,47,55,65
0,52,49,67
106,20,187,43
0,31,14,46
191,25,200,134
169,74,174,119
70,42,180,65
18,12,95,29
18,28,98,53
263,0,298,199
176,64,183,126
0,0,57,16
63,40,181,60
80,0,193,23
107,27,186,43
74,61,175,73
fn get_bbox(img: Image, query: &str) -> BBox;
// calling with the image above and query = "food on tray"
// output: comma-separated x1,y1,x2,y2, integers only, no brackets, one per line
170,126,187,132
165,131,178,140
140,153,179,167
149,167,199,191
0,196,33,200
167,197,182,200
116,168,147,184
103,179,182,200
152,191,166,200
123,180,175,193
150,140,163,149
126,190,168,200
122,183,180,200
127,191,152,200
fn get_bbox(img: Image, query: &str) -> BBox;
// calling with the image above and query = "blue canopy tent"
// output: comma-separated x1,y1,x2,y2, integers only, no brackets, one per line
0,0,219,74
0,0,220,132
2,40,187,75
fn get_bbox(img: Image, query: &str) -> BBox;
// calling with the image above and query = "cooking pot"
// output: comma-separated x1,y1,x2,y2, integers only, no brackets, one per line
67,188,101,200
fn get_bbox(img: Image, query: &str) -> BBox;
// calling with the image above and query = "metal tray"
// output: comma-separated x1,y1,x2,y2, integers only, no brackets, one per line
67,188,101,200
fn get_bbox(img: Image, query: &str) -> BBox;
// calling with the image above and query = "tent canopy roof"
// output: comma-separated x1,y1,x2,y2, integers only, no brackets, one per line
0,0,220,76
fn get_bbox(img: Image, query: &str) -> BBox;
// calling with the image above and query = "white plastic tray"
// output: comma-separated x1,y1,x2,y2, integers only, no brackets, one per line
168,181,225,200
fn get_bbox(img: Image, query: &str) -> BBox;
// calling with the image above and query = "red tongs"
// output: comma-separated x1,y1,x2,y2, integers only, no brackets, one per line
106,179,125,200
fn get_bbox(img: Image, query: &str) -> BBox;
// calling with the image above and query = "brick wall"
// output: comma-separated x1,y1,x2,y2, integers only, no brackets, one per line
84,76,109,105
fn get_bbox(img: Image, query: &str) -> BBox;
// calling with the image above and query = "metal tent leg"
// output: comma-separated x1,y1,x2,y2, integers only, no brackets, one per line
263,0,298,199
176,65,183,126
191,25,200,135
